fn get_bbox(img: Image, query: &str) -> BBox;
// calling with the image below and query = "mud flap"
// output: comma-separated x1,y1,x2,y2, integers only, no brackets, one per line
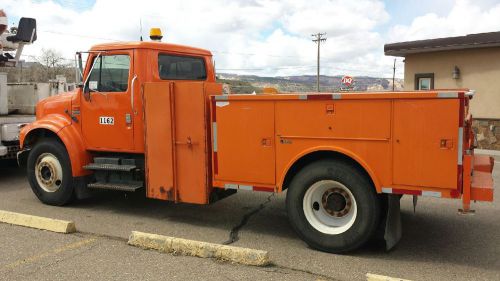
16,149,31,167
73,176,95,200
384,194,402,250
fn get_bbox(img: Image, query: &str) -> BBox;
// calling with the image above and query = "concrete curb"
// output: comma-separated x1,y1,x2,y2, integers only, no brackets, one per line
128,231,270,266
0,210,76,233
366,273,412,281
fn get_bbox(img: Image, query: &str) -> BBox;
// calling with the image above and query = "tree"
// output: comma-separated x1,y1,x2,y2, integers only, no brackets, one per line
37,48,66,80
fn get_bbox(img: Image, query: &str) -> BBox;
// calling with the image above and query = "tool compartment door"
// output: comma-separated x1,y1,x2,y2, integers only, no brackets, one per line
143,82,209,204
393,99,459,189
213,100,275,185
143,82,175,200
172,82,209,204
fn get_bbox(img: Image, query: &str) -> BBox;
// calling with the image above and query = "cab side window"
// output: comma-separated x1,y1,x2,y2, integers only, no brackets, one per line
88,55,130,92
158,54,207,80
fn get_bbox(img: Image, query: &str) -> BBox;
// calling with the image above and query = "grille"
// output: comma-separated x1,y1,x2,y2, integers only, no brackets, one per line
0,145,20,160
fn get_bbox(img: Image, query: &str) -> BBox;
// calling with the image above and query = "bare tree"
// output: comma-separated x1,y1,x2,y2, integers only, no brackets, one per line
37,48,66,80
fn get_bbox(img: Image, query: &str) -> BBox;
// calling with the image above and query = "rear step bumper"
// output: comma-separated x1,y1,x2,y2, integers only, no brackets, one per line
470,155,494,202
460,154,494,213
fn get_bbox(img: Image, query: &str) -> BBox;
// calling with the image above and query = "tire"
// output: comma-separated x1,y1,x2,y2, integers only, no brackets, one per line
286,159,380,253
27,139,74,206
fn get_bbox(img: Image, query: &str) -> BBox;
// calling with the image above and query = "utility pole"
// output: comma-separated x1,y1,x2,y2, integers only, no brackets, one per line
312,33,327,92
392,58,396,91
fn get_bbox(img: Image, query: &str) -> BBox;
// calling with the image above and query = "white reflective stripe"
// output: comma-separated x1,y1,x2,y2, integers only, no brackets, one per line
458,127,463,165
381,187,392,193
216,101,229,107
239,185,253,191
224,184,253,191
212,122,217,152
437,92,458,98
299,95,307,100
332,93,342,100
422,191,442,198
215,95,228,101
225,184,238,190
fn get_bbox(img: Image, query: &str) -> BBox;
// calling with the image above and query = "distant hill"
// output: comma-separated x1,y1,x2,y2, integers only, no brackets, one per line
217,73,404,93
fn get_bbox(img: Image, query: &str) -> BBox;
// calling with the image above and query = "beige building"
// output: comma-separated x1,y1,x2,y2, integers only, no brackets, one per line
385,32,500,150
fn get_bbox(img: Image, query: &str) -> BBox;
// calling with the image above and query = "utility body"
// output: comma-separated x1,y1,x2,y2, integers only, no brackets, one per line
0,11,37,159
18,40,494,253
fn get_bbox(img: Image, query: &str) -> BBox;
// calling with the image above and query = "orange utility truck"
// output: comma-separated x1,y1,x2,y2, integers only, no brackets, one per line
18,31,494,253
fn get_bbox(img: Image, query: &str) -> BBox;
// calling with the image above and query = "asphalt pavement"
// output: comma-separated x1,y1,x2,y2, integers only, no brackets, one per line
0,157,499,281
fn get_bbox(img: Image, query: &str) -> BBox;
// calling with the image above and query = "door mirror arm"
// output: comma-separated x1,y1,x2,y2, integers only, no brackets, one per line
82,52,102,102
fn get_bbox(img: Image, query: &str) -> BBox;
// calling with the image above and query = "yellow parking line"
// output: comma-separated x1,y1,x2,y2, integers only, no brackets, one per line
2,237,97,271
366,273,412,281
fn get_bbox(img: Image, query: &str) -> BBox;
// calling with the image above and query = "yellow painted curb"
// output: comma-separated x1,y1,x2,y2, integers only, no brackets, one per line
0,210,76,233
366,273,412,281
128,231,270,266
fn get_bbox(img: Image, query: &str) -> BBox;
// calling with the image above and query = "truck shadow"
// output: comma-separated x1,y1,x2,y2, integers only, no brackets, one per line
72,189,297,240
357,207,499,272
72,189,499,272
0,162,25,190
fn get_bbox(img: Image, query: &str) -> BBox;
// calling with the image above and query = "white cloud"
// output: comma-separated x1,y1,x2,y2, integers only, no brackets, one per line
388,0,500,42
2,0,397,77
7,0,498,79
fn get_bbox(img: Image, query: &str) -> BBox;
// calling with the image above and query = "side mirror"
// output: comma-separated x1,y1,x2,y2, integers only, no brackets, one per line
83,81,91,101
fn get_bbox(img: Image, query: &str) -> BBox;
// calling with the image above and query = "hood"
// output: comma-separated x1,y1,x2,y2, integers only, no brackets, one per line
36,92,74,120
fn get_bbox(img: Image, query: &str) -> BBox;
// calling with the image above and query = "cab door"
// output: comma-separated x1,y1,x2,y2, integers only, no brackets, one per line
81,51,135,151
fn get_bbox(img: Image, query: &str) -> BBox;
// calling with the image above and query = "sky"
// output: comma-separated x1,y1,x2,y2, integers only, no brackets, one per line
3,0,500,78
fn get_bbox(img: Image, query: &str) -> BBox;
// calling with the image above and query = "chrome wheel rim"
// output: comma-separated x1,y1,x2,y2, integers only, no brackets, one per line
303,180,357,234
35,153,63,193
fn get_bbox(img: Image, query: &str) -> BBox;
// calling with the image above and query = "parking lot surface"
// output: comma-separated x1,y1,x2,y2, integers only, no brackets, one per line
0,157,499,281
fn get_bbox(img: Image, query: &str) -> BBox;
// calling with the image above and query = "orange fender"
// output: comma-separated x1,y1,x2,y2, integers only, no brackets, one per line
20,114,91,177
278,146,381,193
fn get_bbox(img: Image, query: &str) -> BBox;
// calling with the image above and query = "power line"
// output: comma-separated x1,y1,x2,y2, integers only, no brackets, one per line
311,33,327,92
212,50,296,58
19,52,399,77
39,30,124,42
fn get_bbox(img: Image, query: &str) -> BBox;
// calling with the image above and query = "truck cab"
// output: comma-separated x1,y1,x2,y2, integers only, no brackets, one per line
18,37,494,254
19,40,223,203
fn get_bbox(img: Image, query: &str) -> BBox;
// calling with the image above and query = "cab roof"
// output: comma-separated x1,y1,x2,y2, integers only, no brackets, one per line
90,41,212,56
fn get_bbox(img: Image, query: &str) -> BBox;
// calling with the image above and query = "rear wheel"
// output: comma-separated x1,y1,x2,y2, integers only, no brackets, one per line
27,139,74,206
286,159,380,253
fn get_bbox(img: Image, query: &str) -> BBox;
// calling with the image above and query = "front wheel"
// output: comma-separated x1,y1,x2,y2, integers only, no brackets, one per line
27,139,74,206
286,160,380,253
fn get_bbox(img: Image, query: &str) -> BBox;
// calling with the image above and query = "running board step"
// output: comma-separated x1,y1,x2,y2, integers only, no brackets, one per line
83,163,136,172
87,182,142,192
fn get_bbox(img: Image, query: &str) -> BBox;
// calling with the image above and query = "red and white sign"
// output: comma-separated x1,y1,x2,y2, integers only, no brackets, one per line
341,75,354,87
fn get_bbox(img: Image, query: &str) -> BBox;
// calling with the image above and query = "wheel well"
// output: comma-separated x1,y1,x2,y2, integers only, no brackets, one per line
282,150,375,191
24,129,61,148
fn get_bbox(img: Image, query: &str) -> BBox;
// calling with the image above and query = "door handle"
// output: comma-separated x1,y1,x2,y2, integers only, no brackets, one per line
440,139,454,149
261,138,272,146
131,74,138,113
175,137,198,148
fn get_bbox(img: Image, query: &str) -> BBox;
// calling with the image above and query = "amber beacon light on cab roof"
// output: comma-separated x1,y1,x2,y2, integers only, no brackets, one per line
17,28,494,253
